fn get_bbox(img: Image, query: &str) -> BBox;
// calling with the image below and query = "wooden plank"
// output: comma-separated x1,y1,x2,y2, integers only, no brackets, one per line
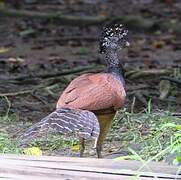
0,164,175,180
1,164,167,180
0,158,178,179
0,155,180,179
0,154,180,180
0,154,179,175
0,154,178,174
0,172,163,180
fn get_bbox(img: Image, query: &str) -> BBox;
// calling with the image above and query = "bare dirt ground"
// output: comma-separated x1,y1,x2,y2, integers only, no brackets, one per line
0,0,180,157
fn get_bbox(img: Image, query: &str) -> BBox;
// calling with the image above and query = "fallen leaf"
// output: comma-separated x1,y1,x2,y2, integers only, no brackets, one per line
159,80,171,99
114,155,140,161
23,147,42,156
8,57,25,63
19,29,36,37
0,47,9,53
71,144,80,152
152,40,165,48
176,125,181,131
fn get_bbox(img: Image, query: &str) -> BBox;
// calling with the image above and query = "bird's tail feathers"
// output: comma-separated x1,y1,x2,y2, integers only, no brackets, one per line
19,107,100,143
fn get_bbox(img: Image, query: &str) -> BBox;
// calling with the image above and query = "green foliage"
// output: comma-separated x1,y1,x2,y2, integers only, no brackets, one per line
0,96,20,122
146,98,152,114
19,29,36,37
30,134,79,152
0,97,21,153
77,47,89,55
0,96,11,121
112,110,181,165
0,133,21,154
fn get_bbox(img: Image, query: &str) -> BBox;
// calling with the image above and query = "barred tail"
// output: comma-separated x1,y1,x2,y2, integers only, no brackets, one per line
19,107,100,143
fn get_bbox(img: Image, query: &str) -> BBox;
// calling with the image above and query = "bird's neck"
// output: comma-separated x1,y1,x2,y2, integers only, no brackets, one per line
105,50,125,87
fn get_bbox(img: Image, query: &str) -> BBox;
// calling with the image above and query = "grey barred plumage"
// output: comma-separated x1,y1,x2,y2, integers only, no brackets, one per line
19,107,100,143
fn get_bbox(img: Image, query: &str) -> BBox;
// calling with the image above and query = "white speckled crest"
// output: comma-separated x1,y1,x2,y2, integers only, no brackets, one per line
100,24,129,53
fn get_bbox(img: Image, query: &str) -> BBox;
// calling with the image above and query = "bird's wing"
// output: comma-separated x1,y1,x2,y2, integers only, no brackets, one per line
19,107,100,143
57,73,126,111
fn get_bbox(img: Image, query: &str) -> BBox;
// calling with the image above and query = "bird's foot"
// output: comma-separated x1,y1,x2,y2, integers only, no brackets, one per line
96,145,103,158
79,137,85,158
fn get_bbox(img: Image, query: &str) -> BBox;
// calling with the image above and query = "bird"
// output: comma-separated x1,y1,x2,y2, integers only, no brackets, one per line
19,107,100,157
56,24,129,158
20,24,129,158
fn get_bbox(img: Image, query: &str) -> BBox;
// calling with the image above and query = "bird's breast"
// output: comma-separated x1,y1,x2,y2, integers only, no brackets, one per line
107,74,126,110
56,73,126,111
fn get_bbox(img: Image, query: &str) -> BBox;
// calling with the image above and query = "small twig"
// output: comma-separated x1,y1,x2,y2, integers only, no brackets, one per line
160,76,181,88
0,7,106,26
128,90,149,107
131,96,136,114
171,113,181,118
127,69,173,79
38,36,98,43
5,65,103,81
0,90,33,97
0,7,181,33
151,97,179,104
44,85,59,99
0,79,63,97
0,96,11,120
31,92,49,105
135,91,147,106
126,84,151,91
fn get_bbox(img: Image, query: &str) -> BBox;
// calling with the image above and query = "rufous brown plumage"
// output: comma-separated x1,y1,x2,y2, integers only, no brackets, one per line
56,24,129,157
20,24,129,158
57,73,126,111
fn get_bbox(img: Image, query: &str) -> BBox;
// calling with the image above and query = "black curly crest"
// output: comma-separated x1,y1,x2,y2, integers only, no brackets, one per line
100,24,129,54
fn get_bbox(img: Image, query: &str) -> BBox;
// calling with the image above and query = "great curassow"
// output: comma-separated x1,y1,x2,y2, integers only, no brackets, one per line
20,24,129,158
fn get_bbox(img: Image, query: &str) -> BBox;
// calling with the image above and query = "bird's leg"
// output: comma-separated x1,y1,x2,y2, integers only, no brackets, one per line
79,137,85,157
96,113,115,158
93,137,98,148
96,120,112,158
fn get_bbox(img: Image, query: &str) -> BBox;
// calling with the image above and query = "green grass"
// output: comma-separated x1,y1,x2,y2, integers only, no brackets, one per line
0,96,79,153
0,133,21,154
76,47,89,55
30,134,79,152
112,109,181,165
0,130,78,155
0,95,180,164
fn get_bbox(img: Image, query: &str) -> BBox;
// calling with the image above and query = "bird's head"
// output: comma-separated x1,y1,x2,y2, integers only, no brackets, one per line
100,24,129,54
